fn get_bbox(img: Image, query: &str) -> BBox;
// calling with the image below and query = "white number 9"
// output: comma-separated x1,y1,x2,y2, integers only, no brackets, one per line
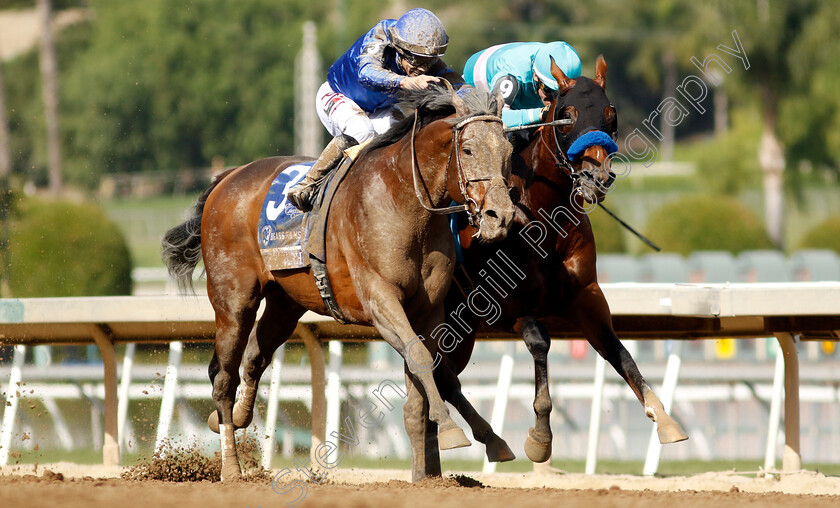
499,79,514,98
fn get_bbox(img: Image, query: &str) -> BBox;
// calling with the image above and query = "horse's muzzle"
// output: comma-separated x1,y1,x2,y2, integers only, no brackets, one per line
473,178,515,242
574,169,616,204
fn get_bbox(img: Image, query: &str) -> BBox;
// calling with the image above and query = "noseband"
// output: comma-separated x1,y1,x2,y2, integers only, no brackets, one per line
537,99,617,199
410,112,507,229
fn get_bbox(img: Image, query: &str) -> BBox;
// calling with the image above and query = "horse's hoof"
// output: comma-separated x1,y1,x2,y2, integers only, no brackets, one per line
208,407,252,435
208,410,220,434
232,390,256,429
657,418,689,444
232,408,254,429
524,427,552,463
438,427,471,450
486,436,516,462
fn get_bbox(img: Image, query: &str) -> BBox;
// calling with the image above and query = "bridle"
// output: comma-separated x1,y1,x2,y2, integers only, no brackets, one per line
409,111,508,230
526,91,618,197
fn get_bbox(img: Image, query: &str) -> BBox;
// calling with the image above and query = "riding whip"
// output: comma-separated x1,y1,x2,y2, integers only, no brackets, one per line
597,203,661,252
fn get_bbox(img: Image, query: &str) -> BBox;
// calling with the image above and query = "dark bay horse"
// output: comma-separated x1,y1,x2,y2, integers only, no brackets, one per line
161,88,514,481
428,56,687,473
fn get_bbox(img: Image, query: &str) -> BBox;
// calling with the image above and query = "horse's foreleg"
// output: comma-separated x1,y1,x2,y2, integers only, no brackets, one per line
434,356,515,462
517,317,554,462
571,285,688,444
368,297,470,451
403,368,442,481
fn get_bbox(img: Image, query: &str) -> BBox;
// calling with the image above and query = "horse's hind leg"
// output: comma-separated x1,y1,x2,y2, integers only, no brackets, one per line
207,283,262,481
518,317,554,462
211,287,305,433
570,285,688,444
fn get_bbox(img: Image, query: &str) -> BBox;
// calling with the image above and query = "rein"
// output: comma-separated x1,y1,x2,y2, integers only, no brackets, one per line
537,123,577,180
503,118,573,133
536,98,660,251
409,111,506,228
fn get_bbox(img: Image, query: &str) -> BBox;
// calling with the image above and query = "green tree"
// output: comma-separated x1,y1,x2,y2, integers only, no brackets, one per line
678,1,831,247
644,194,773,255
9,198,133,296
588,206,627,253
59,0,332,184
780,3,840,172
799,216,840,254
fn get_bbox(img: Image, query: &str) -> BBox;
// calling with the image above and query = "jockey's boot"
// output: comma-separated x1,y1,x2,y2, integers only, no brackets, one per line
288,134,357,212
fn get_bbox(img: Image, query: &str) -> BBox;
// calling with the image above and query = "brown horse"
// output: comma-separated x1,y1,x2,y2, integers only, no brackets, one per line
161,88,515,481
421,56,688,475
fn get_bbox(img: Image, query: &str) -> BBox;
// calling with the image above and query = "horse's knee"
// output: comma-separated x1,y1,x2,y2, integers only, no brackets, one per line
520,319,550,358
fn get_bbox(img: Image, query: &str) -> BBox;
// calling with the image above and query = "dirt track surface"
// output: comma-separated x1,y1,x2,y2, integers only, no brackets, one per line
2,464,840,508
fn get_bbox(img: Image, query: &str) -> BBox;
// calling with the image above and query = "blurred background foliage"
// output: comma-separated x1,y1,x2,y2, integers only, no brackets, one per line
799,216,840,254
9,197,133,296
0,0,838,265
1,0,836,181
643,194,773,255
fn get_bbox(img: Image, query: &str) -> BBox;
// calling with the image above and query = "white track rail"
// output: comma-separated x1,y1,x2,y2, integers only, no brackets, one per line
0,283,838,471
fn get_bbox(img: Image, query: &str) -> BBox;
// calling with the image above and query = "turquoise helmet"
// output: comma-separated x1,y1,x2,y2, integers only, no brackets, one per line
532,42,582,91
388,8,449,57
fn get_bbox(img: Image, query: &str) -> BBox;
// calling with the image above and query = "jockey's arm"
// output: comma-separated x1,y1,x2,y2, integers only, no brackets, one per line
355,23,460,93
501,108,546,128
356,24,404,93
491,74,544,128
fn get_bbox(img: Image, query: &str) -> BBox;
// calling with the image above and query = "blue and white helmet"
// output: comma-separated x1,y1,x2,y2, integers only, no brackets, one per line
532,41,582,91
388,8,449,57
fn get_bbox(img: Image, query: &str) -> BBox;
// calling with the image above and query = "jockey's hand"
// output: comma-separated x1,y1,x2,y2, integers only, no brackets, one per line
540,105,551,121
400,75,441,90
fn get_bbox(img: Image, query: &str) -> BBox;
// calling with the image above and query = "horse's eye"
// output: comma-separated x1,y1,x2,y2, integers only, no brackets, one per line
605,105,618,137
562,106,578,135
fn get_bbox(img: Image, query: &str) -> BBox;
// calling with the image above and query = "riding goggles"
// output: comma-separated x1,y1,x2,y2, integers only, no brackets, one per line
397,49,438,73
537,79,558,101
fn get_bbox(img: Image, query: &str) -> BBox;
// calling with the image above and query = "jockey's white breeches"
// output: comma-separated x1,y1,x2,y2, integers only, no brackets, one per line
315,81,400,144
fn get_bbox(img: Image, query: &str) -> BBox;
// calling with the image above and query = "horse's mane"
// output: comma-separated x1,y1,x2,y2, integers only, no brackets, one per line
363,87,500,154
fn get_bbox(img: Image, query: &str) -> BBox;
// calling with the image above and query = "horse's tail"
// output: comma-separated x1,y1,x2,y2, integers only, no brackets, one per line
161,168,234,293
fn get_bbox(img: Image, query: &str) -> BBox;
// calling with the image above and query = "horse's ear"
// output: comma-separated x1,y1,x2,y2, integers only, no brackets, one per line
594,54,607,90
452,90,469,117
549,56,576,93
493,91,505,117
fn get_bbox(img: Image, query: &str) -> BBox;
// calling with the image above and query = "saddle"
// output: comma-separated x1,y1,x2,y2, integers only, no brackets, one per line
258,154,358,323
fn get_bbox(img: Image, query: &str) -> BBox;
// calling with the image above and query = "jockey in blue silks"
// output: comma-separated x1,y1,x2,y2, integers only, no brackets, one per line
288,8,460,212
463,41,582,129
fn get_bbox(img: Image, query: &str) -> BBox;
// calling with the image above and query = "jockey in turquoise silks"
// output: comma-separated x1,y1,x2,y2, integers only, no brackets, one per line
463,41,582,129
288,8,461,212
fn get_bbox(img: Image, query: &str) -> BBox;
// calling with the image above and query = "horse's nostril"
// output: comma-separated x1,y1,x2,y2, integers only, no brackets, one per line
484,209,498,219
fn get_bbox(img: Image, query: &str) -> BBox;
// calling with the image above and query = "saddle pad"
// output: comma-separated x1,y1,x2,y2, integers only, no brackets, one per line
258,161,313,270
